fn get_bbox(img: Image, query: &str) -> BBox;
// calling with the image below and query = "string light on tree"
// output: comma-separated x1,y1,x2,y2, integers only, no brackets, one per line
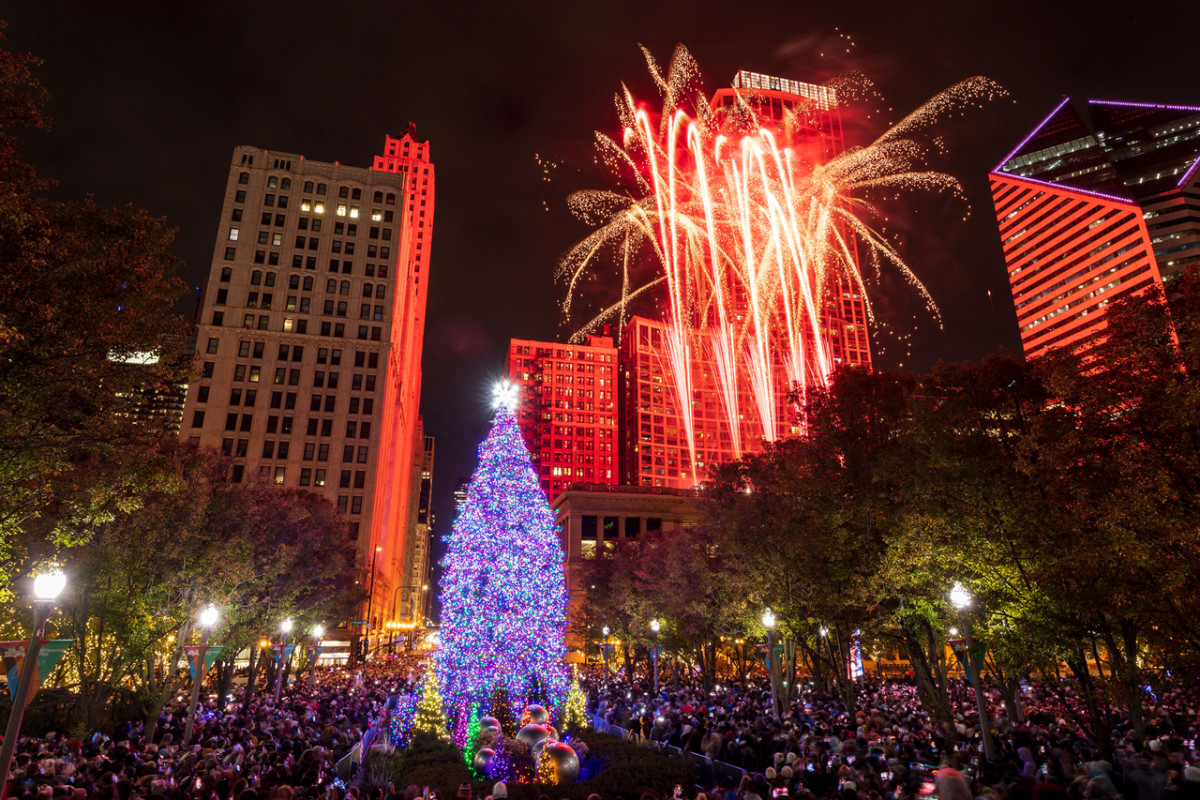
561,671,589,734
413,668,450,741
437,397,569,719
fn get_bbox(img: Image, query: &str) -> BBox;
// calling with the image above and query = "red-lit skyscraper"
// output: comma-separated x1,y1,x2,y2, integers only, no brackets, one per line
620,72,872,489
991,98,1200,359
506,334,619,502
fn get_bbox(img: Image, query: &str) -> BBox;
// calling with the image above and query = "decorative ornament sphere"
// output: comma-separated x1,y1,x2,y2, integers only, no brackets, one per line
524,704,550,725
544,742,580,783
478,715,502,730
532,737,551,763
473,748,495,774
516,723,552,749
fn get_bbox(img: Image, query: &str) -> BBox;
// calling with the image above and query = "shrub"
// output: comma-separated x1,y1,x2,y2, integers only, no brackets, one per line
386,731,695,800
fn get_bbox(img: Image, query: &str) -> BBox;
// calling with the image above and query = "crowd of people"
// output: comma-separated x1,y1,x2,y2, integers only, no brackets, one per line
1,657,425,800
6,654,1200,800
586,673,1200,800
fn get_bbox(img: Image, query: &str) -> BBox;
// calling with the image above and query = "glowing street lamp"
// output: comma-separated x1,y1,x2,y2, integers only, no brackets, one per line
762,608,780,721
949,582,994,760
649,619,661,695
184,604,220,744
600,626,612,677
274,618,294,705
0,568,67,796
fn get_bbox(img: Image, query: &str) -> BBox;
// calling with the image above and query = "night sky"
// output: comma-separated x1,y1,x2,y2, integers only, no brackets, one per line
6,1,1200,557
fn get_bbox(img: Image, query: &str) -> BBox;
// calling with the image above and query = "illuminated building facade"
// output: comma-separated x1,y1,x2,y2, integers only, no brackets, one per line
551,483,703,661
397,429,434,624
711,71,873,373
616,72,872,489
181,129,433,631
506,334,619,502
991,98,1200,359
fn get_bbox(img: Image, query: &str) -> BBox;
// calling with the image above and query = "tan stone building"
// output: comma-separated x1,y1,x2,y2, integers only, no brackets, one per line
550,483,704,661
180,130,433,635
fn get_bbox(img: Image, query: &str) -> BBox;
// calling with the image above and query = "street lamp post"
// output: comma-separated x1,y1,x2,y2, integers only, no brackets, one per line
390,583,430,643
309,624,324,689
762,608,779,721
364,545,382,659
183,604,219,745
649,619,661,696
273,618,294,705
600,626,611,677
0,569,66,800
950,582,995,761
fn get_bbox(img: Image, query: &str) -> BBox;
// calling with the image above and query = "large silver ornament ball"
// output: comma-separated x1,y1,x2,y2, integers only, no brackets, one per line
524,704,550,725
515,723,552,749
544,742,580,783
532,737,551,763
478,715,502,730
473,748,495,774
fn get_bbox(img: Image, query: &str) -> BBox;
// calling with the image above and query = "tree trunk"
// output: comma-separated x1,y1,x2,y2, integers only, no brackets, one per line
243,645,259,712
1068,651,1114,763
900,623,956,745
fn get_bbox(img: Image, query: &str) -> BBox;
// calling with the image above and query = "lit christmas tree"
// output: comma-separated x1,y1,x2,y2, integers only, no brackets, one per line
561,672,589,734
413,668,450,741
437,381,569,719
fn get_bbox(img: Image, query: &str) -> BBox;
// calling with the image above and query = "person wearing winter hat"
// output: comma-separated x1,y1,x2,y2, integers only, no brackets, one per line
493,783,508,800
766,768,777,780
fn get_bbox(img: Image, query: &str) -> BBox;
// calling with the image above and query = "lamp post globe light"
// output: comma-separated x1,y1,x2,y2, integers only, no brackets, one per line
184,604,220,745
274,618,294,705
649,619,661,695
600,626,611,677
0,568,67,797
762,608,780,721
949,582,995,761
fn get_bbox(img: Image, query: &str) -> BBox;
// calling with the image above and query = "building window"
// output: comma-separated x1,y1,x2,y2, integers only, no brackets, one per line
314,470,326,487
191,410,205,428
229,228,239,241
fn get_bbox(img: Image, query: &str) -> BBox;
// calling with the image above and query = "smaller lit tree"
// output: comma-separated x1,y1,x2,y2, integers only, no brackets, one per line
561,672,589,733
413,669,450,741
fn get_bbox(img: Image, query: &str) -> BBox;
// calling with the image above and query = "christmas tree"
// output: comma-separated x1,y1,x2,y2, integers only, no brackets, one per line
561,672,589,733
413,668,450,741
437,384,569,718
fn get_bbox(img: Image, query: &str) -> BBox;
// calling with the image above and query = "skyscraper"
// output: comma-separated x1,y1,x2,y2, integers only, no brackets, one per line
180,129,433,629
619,72,872,489
991,98,1200,359
506,334,619,502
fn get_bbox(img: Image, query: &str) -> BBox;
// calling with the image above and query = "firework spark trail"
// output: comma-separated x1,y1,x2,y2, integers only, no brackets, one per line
560,45,1005,480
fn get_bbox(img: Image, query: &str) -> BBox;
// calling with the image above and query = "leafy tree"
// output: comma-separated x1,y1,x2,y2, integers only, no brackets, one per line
0,23,189,594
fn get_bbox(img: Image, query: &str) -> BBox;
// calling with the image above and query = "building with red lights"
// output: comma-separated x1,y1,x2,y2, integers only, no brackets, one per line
180,129,433,637
991,98,1200,359
505,334,619,502
615,72,873,490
